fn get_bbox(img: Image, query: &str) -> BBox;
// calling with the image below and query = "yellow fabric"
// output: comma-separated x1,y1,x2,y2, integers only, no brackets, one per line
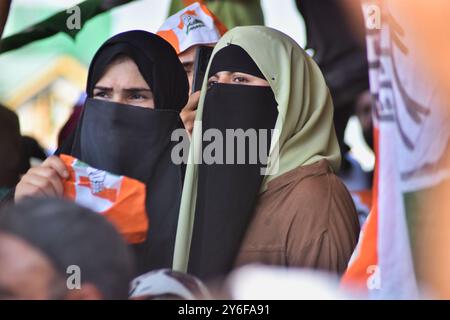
173,26,340,272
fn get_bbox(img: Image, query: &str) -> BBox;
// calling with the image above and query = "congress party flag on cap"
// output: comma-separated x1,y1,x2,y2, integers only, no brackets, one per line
60,154,149,244
157,2,227,54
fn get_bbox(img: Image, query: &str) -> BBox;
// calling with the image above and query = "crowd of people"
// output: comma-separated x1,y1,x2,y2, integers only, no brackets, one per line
0,1,382,300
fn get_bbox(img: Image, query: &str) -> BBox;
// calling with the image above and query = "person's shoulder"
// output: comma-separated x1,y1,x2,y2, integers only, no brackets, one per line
277,161,336,229
284,160,356,224
288,160,336,203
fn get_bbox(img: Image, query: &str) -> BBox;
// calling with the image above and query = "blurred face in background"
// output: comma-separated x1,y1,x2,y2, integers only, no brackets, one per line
0,233,63,300
179,45,198,92
355,90,373,150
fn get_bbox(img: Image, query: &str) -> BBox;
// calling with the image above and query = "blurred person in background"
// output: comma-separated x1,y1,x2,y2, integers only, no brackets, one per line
19,135,47,168
0,198,134,300
0,104,22,199
341,90,374,227
296,0,372,228
295,0,370,173
0,104,48,203
158,2,227,135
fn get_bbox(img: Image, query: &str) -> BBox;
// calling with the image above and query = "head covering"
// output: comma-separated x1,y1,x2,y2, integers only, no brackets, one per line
173,26,341,273
157,2,227,55
57,30,189,274
208,44,265,79
129,269,210,300
57,93,85,148
86,30,188,110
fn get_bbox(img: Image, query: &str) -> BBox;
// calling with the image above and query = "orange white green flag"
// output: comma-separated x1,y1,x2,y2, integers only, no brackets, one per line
342,0,450,298
60,154,148,245
157,1,227,55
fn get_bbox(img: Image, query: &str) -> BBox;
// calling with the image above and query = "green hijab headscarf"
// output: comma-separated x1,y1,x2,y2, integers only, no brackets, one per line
173,26,340,272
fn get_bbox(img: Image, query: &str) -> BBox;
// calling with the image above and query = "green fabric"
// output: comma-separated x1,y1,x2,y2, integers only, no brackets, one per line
173,26,341,272
169,0,264,29
0,4,112,102
404,190,421,275
0,0,136,54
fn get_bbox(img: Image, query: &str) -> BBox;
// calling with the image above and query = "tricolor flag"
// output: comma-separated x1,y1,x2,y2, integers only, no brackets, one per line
60,154,149,245
342,0,450,298
157,2,227,55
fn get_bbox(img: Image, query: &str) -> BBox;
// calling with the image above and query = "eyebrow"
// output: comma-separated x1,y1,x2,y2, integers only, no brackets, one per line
93,86,152,92
208,71,232,78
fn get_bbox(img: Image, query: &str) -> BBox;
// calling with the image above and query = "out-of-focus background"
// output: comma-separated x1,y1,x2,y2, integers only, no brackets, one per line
0,0,373,171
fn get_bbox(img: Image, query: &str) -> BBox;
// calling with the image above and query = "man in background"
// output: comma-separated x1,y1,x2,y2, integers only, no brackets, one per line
0,104,46,202
0,198,134,299
158,2,226,135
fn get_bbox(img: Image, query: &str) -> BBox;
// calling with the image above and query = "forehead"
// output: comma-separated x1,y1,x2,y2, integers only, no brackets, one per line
0,233,57,298
95,57,149,88
179,46,197,64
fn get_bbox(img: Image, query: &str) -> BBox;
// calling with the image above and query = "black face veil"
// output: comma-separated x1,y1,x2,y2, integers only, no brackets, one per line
58,30,189,274
187,45,279,280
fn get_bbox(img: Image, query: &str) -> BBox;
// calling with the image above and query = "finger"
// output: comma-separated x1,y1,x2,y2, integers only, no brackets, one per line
183,91,201,111
40,167,64,196
42,156,69,179
21,173,59,198
31,167,65,196
15,184,46,201
186,124,193,135
180,110,196,134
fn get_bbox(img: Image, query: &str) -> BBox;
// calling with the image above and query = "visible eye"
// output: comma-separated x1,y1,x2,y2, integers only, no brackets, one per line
233,76,249,83
207,79,218,89
93,91,109,99
129,93,146,100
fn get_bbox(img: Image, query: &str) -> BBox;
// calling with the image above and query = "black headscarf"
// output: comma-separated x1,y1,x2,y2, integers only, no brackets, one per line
187,45,279,280
208,44,265,80
56,30,189,274
86,30,188,109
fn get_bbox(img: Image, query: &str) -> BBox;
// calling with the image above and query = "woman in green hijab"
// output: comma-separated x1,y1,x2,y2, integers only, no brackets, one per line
174,26,359,280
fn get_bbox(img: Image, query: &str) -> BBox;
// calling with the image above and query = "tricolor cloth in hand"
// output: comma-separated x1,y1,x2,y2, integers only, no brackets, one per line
157,1,227,54
60,154,148,244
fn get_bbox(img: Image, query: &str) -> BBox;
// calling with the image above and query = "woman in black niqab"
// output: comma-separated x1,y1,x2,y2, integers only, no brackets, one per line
58,30,189,274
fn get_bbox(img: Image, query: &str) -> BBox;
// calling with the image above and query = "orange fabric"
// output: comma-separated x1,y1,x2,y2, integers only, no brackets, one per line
354,189,372,210
341,128,380,291
182,0,204,6
157,29,180,54
158,2,227,54
60,154,149,244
